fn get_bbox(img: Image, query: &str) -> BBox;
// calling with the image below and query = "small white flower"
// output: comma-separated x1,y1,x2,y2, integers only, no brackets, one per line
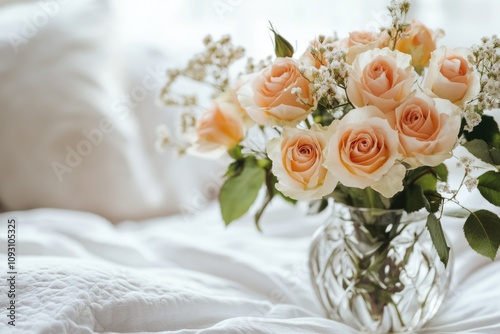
465,177,479,192
457,156,475,168
155,125,172,153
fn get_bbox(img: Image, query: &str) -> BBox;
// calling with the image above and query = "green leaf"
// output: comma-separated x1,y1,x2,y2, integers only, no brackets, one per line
348,187,390,209
225,160,244,178
463,139,495,165
464,115,500,149
344,187,367,207
219,161,265,225
464,210,500,260
490,148,500,165
269,22,294,57
256,158,271,169
227,144,244,160
433,164,449,182
477,171,500,207
404,184,426,213
423,190,442,213
330,186,352,206
265,172,279,195
406,166,441,190
463,139,500,166
264,166,297,205
312,103,335,127
414,172,437,191
391,183,429,212
426,213,450,266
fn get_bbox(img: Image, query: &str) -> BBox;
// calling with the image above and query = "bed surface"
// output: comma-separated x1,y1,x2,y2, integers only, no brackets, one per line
1,200,499,334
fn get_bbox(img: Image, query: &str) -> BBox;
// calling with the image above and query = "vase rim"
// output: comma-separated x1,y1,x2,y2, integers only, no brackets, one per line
334,201,406,213
333,201,428,224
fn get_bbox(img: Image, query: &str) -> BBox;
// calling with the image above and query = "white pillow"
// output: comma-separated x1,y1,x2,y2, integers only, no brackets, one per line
121,44,227,217
0,0,222,222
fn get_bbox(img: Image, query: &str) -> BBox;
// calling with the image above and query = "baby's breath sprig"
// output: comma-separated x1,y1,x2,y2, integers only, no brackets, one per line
464,35,500,131
159,35,246,155
244,55,273,75
161,92,198,108
383,0,411,50
154,124,191,156
308,46,352,124
307,34,338,68
324,47,349,89
296,39,353,127
160,34,245,105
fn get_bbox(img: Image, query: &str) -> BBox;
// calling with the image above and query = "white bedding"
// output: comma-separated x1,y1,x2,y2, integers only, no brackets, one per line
1,199,499,334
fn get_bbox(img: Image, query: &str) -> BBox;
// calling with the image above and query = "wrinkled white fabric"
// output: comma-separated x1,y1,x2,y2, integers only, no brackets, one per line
0,196,498,334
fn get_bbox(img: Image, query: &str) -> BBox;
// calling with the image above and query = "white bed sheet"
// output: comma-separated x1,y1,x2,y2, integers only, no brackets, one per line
0,199,499,334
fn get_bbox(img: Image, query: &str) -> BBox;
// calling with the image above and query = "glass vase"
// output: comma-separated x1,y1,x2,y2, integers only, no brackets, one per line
309,203,452,333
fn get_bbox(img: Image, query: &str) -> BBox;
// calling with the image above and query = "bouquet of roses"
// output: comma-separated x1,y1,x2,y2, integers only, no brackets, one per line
159,0,500,265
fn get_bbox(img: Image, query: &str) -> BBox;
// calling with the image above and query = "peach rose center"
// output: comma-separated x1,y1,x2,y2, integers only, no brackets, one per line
440,56,468,83
253,61,306,110
341,128,387,173
283,137,322,184
364,57,395,96
399,102,439,140
349,32,375,46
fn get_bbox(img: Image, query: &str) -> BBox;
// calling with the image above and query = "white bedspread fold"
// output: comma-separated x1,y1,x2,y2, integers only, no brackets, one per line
0,200,499,333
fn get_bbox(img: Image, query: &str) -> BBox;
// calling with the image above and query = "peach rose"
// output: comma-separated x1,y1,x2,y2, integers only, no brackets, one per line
342,31,390,64
395,19,438,73
423,47,480,106
237,57,315,126
189,98,245,158
324,106,405,198
219,85,254,127
346,48,416,114
392,93,462,167
300,39,329,69
267,124,338,200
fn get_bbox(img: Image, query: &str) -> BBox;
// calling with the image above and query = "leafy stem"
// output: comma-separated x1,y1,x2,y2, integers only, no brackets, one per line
407,167,434,186
366,187,378,209
254,167,276,231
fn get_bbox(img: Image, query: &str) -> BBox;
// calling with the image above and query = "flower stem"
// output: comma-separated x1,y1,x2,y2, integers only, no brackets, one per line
366,187,377,209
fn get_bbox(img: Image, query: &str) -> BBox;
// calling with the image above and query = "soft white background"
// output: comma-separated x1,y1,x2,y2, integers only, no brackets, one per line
113,0,500,62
